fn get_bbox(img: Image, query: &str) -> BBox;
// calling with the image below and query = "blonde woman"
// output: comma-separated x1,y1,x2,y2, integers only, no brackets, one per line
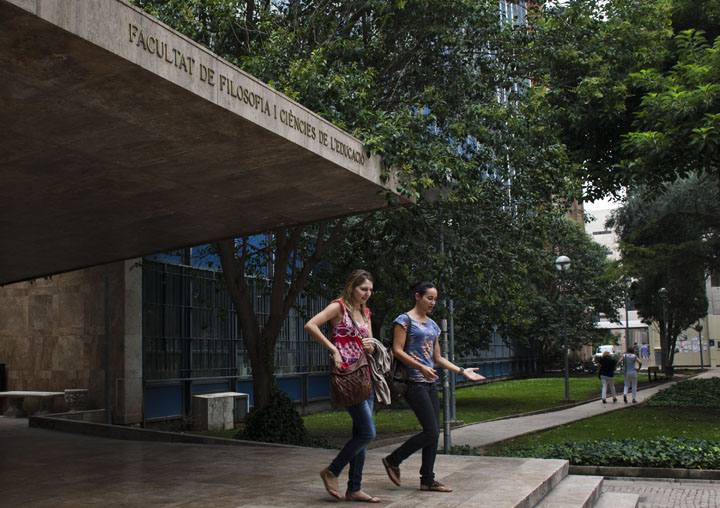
304,270,380,503
597,350,618,403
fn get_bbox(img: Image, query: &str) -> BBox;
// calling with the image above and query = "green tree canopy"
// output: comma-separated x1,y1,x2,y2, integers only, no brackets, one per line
505,218,625,371
527,0,673,200
608,173,719,370
623,29,720,194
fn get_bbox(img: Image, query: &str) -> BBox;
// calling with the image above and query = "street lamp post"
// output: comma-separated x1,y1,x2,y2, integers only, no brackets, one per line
420,187,454,452
696,322,704,372
658,287,668,375
555,255,571,402
624,277,631,352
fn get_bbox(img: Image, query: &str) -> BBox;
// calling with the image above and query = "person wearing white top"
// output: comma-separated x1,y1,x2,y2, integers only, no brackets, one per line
618,347,642,403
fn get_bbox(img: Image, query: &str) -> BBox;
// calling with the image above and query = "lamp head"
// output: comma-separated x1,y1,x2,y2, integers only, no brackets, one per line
555,255,571,272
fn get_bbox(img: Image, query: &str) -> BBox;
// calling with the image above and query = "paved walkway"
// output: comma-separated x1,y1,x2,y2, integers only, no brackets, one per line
1,368,717,507
603,478,720,508
0,415,568,508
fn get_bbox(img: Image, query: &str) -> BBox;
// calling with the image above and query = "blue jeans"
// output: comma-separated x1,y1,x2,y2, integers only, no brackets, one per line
329,390,376,491
386,381,439,486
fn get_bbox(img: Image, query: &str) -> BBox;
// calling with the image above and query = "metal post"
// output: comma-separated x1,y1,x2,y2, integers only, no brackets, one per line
624,278,631,352
441,318,451,453
659,288,667,372
561,270,569,401
449,298,456,422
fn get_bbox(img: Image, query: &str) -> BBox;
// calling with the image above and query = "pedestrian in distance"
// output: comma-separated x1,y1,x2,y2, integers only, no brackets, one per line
304,269,381,503
618,346,642,403
596,350,618,403
381,280,486,493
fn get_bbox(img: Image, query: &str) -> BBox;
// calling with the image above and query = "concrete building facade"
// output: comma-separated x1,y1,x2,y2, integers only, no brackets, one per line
0,0,402,422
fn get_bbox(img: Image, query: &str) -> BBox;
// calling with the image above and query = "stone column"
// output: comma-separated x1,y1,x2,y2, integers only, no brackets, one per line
111,259,143,424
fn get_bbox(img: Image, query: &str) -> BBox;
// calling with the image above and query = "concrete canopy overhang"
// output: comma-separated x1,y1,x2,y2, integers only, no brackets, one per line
0,0,403,285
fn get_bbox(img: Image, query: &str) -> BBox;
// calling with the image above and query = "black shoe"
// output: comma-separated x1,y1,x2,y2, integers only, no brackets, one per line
602,399,607,404
613,398,617,403
623,394,627,403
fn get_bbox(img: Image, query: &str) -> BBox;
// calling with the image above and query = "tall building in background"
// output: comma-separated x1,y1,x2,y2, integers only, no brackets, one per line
584,201,648,354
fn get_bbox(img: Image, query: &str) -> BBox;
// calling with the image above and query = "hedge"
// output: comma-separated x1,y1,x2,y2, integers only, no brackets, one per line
644,378,720,408
503,437,720,469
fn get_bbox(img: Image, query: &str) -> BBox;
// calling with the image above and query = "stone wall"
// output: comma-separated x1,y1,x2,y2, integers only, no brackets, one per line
0,264,122,414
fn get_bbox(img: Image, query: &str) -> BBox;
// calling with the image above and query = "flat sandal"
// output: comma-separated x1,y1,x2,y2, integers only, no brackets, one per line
346,489,381,503
420,481,452,492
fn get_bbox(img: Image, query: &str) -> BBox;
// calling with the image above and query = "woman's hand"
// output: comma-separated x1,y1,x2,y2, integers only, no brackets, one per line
419,365,438,381
332,350,343,369
362,338,375,355
461,368,486,382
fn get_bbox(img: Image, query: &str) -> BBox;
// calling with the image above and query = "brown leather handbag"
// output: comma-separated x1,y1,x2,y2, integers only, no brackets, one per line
330,353,372,406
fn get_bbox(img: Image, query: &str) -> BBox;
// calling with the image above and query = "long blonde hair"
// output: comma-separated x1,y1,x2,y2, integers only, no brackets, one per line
339,269,373,322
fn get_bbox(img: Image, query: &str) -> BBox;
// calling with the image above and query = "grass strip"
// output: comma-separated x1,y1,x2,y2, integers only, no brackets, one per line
303,375,618,440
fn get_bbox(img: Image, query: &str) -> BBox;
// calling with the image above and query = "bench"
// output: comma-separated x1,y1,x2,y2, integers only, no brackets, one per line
192,392,249,431
0,391,65,417
647,366,659,382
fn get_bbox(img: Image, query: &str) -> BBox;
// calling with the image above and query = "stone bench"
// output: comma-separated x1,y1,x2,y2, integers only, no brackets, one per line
0,391,65,417
192,392,249,431
64,388,89,412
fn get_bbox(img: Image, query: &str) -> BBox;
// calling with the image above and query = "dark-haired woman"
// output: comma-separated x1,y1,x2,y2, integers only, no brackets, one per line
305,269,381,503
381,281,486,493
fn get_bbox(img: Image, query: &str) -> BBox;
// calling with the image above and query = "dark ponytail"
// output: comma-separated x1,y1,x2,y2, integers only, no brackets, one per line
410,280,436,299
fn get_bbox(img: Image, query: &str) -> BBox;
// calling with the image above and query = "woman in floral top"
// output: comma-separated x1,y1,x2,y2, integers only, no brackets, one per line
382,280,485,493
305,269,380,503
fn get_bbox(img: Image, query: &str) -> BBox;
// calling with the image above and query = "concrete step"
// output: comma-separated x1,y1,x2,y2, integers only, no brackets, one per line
532,474,603,508
593,491,640,508
380,455,570,508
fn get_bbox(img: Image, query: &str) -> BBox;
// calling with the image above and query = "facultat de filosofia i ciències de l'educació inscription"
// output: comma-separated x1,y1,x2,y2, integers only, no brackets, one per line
127,23,367,166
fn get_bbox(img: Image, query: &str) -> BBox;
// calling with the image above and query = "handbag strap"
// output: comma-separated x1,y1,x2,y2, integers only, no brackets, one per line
338,299,367,338
404,313,411,351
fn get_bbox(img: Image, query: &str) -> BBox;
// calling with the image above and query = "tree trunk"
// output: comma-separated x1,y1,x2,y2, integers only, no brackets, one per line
659,318,668,374
215,238,274,410
214,218,372,410
246,330,275,410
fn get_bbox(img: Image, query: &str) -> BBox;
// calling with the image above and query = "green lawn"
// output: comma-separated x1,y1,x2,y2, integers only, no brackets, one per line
451,376,606,422
486,406,720,456
303,376,622,442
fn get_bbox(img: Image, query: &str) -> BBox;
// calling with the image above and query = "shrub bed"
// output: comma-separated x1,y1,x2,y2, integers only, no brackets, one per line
501,437,720,469
644,378,720,408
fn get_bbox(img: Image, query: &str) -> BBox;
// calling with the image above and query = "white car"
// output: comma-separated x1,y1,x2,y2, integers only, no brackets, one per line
594,345,616,358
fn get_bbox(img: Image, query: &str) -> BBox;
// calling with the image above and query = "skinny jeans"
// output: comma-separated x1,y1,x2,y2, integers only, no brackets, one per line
328,388,375,491
387,381,440,486
600,375,616,400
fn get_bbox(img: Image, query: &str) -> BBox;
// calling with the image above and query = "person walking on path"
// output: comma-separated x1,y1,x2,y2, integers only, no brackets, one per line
305,269,381,503
381,280,485,493
618,346,642,403
597,350,618,403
